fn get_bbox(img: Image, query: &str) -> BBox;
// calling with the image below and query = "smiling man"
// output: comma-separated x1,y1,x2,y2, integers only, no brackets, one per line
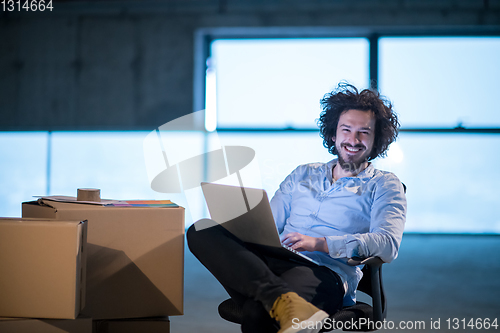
187,83,406,333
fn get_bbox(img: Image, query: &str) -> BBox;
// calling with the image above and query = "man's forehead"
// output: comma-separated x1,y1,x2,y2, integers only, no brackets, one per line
339,109,375,127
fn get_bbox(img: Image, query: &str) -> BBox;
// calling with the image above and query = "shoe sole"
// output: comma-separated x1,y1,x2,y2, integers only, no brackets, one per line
281,310,329,333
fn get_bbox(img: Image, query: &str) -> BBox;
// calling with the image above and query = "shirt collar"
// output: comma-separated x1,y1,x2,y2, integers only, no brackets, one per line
327,158,375,181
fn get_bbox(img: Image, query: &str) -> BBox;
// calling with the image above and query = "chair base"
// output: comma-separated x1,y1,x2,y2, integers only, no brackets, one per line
324,302,377,332
218,298,244,324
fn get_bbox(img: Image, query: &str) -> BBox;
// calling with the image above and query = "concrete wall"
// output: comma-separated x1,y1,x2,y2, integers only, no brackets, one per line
1,0,499,130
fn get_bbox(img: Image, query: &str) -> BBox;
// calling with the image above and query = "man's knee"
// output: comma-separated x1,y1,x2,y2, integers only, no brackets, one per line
186,221,203,254
186,218,219,254
186,223,197,246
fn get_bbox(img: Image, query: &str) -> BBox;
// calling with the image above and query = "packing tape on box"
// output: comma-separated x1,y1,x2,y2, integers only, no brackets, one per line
77,189,101,202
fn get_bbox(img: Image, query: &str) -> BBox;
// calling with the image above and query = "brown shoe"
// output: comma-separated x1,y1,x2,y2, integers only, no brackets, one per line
269,292,329,333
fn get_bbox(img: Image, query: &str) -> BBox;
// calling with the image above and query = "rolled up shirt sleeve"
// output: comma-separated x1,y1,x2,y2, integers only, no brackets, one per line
325,174,406,263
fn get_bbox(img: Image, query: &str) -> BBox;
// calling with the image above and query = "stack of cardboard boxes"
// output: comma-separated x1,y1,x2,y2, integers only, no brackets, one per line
0,197,185,333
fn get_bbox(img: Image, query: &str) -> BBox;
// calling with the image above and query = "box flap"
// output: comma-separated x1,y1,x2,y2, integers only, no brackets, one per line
36,197,179,208
37,196,124,206
0,217,85,225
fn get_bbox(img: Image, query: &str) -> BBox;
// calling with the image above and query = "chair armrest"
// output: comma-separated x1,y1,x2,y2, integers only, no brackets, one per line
347,256,386,322
347,256,384,267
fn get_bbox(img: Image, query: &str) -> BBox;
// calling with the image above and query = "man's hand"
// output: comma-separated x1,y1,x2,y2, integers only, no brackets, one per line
281,232,328,253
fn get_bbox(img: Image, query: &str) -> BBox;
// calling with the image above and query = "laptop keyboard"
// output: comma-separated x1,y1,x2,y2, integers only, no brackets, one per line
282,244,319,264
282,244,300,254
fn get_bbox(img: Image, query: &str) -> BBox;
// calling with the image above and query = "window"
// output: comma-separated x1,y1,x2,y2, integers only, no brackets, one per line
210,38,369,129
0,132,48,217
0,131,204,226
373,133,500,233
379,37,500,128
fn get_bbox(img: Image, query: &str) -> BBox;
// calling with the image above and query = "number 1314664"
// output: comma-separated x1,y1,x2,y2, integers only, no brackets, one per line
446,318,498,330
2,0,53,11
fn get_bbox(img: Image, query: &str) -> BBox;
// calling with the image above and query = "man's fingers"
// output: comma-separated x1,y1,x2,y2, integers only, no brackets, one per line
284,237,299,246
281,234,291,243
281,232,299,244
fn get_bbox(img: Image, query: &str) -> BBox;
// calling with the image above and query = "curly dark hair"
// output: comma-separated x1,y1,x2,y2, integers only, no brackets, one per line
318,82,400,161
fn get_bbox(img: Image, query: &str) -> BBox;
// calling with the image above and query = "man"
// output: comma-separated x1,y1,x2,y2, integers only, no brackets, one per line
187,83,406,333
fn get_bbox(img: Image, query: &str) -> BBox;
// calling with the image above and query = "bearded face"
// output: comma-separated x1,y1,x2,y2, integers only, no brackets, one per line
332,109,376,172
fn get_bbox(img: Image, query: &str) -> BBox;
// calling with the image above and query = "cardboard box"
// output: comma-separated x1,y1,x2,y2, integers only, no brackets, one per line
93,317,170,333
0,218,87,319
0,317,92,333
23,199,185,320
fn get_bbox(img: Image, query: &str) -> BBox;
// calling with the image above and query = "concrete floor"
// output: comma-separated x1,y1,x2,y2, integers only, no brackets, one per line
170,234,500,333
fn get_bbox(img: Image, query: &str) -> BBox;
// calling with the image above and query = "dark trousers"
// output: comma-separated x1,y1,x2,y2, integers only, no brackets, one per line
186,219,344,333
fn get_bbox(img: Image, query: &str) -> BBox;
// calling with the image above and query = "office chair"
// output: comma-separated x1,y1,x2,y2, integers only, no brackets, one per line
218,256,386,332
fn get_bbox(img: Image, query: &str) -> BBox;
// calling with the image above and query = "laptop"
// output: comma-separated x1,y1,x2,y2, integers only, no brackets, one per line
201,182,319,265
